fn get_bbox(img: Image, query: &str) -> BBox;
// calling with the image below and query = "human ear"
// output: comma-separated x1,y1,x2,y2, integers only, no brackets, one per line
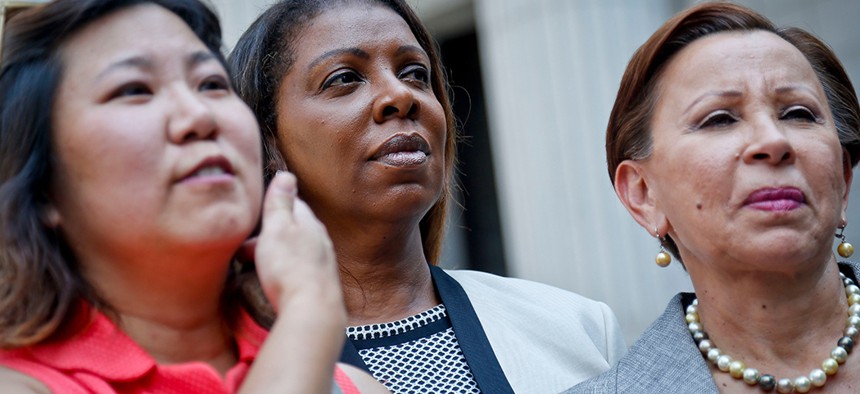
614,160,668,235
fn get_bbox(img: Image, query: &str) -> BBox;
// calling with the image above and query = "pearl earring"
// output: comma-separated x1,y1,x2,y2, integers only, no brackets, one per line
837,224,854,258
655,228,671,267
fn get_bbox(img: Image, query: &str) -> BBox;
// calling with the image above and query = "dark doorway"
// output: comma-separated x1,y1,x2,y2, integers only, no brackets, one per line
440,31,507,276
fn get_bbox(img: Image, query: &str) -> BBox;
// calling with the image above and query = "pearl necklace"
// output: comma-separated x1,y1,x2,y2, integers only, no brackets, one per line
688,272,860,393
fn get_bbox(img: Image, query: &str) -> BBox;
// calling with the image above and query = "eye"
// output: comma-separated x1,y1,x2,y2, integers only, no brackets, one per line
697,110,738,129
200,75,230,92
780,105,818,122
400,64,430,85
109,82,152,99
322,70,363,89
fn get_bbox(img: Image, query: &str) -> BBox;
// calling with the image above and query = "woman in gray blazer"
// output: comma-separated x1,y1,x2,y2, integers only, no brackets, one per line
567,2,860,393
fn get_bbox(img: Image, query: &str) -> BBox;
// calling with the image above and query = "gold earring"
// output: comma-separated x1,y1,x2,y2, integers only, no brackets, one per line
837,224,854,258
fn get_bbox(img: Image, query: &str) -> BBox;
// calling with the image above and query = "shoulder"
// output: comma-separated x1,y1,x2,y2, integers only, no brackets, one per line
443,268,627,391
443,269,619,325
567,294,718,393
444,269,606,307
0,366,52,394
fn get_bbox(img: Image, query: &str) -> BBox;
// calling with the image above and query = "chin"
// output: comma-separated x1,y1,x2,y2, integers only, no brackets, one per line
746,243,826,268
175,211,257,247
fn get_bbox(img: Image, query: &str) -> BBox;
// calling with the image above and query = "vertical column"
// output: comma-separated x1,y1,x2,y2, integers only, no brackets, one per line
473,0,693,342
209,0,270,51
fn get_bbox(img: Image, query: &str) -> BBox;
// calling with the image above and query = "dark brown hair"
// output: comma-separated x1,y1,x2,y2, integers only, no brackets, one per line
607,1,860,262
228,0,458,265
0,0,271,348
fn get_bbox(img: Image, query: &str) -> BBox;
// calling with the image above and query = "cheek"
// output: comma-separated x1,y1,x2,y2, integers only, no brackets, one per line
426,99,447,144
276,125,333,187
230,109,264,167
58,122,161,187
802,145,848,203
653,145,736,212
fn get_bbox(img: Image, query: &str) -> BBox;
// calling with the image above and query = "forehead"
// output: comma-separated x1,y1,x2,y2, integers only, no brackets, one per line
291,3,418,60
59,4,206,73
660,30,820,92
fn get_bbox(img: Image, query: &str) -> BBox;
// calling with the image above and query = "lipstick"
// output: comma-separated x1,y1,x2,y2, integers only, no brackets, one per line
743,187,804,211
371,133,431,167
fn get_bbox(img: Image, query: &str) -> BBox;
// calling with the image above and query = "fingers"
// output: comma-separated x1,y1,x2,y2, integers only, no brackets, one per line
292,198,329,238
254,170,338,312
263,171,297,223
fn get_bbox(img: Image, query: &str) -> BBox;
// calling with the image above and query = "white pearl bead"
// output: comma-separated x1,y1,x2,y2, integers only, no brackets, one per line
849,303,860,316
686,304,698,315
698,339,713,353
847,326,860,340
794,376,812,393
809,368,827,387
776,378,794,393
832,346,849,363
848,315,860,329
717,355,732,371
850,293,860,306
742,368,760,385
846,284,860,296
688,322,702,333
707,348,721,363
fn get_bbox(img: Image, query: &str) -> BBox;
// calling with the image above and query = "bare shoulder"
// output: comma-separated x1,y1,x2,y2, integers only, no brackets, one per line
337,363,390,394
0,366,51,393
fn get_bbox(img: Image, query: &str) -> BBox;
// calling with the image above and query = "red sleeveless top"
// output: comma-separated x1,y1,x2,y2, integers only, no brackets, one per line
0,307,359,393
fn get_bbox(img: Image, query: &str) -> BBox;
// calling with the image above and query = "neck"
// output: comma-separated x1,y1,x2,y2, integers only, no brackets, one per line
688,255,848,377
82,245,239,375
328,220,439,325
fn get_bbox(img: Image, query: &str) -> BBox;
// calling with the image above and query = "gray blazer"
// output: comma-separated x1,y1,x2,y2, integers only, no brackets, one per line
564,261,860,394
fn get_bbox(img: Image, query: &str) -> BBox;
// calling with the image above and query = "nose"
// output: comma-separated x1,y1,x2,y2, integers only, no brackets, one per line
742,116,795,165
167,86,218,143
372,73,420,123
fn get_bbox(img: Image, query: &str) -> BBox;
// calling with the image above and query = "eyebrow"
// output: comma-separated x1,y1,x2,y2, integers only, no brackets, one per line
775,84,818,97
307,48,369,72
94,50,218,82
305,45,430,72
395,44,428,59
683,90,743,116
188,51,218,69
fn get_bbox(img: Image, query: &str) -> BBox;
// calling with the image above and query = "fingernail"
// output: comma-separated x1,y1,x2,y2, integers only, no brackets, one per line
274,171,297,196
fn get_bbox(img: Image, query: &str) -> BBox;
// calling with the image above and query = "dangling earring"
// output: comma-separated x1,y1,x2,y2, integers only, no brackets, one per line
655,228,671,267
837,224,854,258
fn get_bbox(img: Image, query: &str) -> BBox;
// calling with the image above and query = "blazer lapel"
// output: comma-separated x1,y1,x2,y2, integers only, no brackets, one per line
431,265,515,394
615,293,718,393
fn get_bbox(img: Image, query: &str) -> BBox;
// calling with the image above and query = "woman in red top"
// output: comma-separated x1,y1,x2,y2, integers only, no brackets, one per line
0,0,384,392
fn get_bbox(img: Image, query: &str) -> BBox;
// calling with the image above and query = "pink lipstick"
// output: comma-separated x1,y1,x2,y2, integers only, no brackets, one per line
743,187,804,211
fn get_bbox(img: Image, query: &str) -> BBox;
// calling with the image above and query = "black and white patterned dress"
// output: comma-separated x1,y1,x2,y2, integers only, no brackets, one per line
346,304,481,394
340,266,625,394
